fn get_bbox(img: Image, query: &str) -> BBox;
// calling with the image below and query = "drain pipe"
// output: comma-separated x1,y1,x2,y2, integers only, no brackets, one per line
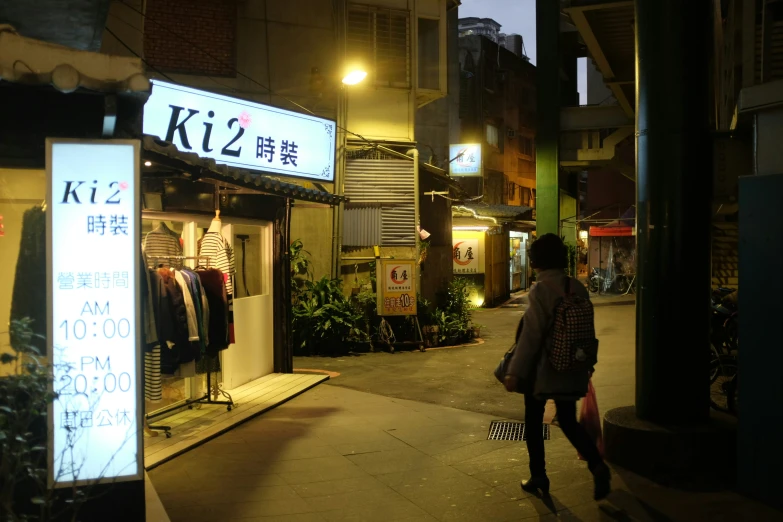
408,147,421,291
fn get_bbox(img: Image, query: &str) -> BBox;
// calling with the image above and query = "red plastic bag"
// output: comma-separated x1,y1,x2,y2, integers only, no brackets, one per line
578,379,605,459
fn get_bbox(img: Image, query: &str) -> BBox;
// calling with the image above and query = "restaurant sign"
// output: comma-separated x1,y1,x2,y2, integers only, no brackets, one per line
453,238,481,274
143,80,336,182
448,143,482,177
377,259,417,316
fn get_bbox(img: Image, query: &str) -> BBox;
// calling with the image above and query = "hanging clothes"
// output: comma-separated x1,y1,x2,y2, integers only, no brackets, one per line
198,232,236,344
144,223,183,267
195,268,229,356
142,252,162,402
198,232,235,294
151,268,194,374
10,205,46,352
181,268,209,355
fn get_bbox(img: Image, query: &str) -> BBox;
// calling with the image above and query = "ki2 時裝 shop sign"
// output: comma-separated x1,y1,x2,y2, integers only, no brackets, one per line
46,139,143,487
143,80,337,182
377,260,417,316
449,143,482,177
453,238,481,274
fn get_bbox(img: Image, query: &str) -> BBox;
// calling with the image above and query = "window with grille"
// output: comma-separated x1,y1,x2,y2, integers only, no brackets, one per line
518,136,533,157
486,124,499,148
418,18,440,90
348,5,411,88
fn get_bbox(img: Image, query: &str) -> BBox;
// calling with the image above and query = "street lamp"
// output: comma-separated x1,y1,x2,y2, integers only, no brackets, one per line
342,69,367,85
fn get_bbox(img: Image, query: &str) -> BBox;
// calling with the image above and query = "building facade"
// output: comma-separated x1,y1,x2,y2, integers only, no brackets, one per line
450,29,537,305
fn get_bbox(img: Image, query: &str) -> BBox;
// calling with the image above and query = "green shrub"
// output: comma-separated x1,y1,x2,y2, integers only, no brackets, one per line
434,277,473,344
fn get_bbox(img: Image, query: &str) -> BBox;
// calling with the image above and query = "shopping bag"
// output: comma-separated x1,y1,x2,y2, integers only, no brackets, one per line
578,379,605,459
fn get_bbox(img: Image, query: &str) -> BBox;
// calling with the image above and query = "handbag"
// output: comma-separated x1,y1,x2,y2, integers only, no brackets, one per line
494,316,528,393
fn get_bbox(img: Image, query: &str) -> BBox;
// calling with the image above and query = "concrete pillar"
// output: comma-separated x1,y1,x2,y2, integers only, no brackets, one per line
635,0,713,423
535,0,560,236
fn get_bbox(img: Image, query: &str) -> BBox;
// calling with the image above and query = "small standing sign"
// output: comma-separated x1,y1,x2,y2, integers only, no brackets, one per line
376,259,417,317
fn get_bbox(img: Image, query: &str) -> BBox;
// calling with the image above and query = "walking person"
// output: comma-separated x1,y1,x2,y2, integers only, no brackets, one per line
503,233,611,500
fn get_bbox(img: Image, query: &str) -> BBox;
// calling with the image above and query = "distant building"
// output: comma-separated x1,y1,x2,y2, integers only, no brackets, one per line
458,18,528,59
458,17,501,42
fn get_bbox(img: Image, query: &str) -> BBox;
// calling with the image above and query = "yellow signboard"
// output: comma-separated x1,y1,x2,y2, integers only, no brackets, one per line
376,259,417,316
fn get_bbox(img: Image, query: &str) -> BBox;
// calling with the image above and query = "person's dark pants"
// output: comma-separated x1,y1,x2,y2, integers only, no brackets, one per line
524,394,603,477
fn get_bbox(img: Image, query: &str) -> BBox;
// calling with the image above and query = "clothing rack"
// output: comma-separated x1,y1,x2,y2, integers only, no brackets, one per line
148,255,212,268
145,254,235,438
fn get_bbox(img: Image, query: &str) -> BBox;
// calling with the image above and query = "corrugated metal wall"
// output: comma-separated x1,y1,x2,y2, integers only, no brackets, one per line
344,206,382,246
344,157,416,246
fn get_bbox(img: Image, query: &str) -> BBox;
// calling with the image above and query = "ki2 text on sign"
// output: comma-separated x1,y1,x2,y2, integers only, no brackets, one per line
143,80,337,182
48,140,141,486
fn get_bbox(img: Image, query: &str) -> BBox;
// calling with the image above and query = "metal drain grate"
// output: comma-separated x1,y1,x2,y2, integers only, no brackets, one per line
487,421,550,441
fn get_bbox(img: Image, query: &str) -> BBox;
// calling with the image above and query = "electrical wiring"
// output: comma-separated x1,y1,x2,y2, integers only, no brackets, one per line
104,26,177,83
115,0,377,147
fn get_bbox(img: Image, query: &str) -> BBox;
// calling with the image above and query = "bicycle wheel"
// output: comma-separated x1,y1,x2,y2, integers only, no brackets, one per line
589,278,599,293
616,278,628,294
710,354,737,413
709,346,721,383
727,374,739,417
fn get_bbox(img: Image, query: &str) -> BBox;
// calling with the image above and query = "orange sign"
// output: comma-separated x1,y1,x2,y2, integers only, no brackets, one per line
377,259,417,316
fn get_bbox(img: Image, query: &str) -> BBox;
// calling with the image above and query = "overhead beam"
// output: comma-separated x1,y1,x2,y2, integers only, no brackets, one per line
609,84,635,117
561,105,633,130
566,5,635,117
568,1,634,11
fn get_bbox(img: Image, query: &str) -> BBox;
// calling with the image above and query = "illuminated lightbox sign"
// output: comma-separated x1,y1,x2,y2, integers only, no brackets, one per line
376,260,417,316
449,143,482,177
47,140,142,486
453,238,481,274
143,80,337,182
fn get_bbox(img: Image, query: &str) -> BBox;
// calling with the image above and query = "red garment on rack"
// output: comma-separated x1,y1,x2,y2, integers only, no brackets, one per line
196,268,230,356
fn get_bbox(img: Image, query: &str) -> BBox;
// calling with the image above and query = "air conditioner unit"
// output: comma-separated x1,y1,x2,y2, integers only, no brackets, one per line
507,128,516,138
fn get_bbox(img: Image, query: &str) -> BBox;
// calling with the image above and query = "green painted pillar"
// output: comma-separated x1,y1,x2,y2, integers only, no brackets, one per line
635,0,712,423
535,0,560,236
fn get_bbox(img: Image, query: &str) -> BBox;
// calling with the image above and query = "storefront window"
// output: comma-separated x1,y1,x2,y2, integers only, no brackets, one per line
142,213,273,421
1,168,47,376
509,231,528,292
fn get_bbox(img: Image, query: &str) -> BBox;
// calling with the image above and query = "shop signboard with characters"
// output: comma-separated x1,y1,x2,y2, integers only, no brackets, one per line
46,139,143,487
448,143,482,177
453,238,481,274
377,260,417,316
143,80,336,182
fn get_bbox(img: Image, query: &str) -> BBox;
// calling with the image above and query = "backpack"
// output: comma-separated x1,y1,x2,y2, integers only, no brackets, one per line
548,278,599,372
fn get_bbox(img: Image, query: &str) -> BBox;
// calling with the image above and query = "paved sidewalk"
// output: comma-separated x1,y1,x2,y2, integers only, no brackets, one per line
149,385,779,522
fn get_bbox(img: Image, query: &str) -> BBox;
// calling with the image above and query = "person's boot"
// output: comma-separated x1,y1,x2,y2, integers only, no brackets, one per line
521,475,550,495
591,462,611,500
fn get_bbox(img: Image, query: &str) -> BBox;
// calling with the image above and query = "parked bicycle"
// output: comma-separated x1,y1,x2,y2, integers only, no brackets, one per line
710,345,737,414
588,267,630,294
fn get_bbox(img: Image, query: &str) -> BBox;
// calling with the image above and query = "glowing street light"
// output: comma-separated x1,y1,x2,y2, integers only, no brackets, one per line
342,70,367,85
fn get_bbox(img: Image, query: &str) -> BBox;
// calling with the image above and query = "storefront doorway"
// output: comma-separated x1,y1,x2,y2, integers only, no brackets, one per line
509,231,529,292
140,211,274,422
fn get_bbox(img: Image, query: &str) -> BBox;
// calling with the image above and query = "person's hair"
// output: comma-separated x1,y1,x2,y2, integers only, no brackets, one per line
529,233,568,270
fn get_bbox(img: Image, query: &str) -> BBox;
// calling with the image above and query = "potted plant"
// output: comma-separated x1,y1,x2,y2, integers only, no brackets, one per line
417,295,439,347
470,323,485,339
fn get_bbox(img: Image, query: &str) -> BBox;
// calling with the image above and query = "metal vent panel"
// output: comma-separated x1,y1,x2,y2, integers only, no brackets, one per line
344,206,382,246
382,205,416,246
487,421,551,441
345,157,415,246
345,159,415,203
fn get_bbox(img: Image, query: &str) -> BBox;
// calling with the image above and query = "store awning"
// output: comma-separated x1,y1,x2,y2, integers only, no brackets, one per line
0,25,149,94
589,226,634,237
458,203,533,222
142,136,344,205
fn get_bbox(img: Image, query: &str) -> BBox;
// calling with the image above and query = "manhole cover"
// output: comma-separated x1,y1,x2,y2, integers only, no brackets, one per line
487,421,550,441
